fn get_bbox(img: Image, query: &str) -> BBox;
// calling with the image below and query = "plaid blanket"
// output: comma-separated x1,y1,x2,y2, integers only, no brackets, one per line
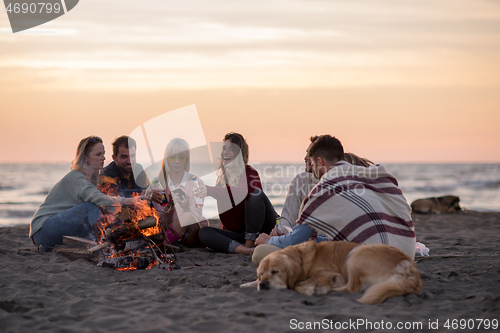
297,161,416,258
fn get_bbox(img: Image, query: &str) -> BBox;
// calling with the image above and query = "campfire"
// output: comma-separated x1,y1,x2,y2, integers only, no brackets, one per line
92,201,179,271
54,184,180,271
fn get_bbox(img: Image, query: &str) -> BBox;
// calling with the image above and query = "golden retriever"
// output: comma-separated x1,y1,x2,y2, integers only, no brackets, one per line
241,241,422,305
411,195,461,214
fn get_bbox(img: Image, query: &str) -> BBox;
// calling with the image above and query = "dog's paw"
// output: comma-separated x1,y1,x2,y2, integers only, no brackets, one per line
314,285,331,295
294,283,315,296
331,275,346,288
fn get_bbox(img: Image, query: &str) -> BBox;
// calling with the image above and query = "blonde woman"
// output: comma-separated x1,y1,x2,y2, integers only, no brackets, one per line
30,136,147,251
155,138,207,247
197,132,277,255
344,152,373,167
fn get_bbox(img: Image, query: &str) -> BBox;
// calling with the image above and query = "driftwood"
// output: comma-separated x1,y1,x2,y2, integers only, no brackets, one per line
53,236,101,262
60,236,96,247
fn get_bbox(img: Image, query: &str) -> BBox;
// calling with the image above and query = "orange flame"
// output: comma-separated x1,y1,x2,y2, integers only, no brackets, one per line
95,179,165,270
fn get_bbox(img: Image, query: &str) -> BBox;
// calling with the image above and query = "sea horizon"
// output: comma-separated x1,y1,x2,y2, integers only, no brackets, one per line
1,162,499,228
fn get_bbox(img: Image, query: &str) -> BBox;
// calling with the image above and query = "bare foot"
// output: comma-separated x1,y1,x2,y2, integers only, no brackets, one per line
235,245,254,255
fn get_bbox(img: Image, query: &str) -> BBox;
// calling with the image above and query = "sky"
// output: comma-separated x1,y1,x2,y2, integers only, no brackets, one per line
1,0,499,164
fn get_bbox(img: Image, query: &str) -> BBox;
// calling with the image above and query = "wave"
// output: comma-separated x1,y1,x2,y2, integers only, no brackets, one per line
462,180,500,189
398,178,500,193
0,210,36,218
28,190,50,196
0,202,41,205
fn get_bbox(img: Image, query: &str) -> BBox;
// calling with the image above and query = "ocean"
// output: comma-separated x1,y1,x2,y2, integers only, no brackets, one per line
1,163,499,228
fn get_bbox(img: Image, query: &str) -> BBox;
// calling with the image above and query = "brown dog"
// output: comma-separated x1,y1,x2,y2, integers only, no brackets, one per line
241,241,422,305
411,195,461,214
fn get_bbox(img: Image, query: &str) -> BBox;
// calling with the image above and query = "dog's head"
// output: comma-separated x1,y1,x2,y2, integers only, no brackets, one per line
439,195,461,212
256,252,293,290
256,242,317,291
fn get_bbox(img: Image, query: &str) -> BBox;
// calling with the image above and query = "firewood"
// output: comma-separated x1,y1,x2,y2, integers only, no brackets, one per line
62,236,97,247
138,217,157,229
88,242,110,253
105,222,141,247
53,246,100,262
116,207,132,221
147,232,165,245
100,255,151,270
52,236,103,262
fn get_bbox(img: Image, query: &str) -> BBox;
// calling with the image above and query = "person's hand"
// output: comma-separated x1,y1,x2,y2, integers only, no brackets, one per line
195,184,208,199
172,192,190,212
123,196,147,206
254,233,271,246
269,226,284,237
136,194,150,201
148,189,163,204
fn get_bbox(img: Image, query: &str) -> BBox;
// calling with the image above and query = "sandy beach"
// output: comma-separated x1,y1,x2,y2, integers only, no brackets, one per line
1,211,499,332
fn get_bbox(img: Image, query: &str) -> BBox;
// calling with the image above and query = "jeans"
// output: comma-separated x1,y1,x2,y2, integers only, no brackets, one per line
198,189,278,253
267,223,315,248
32,202,104,250
244,189,279,240
198,227,246,253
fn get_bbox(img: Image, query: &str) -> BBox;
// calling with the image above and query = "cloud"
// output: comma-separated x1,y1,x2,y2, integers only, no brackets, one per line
1,0,499,90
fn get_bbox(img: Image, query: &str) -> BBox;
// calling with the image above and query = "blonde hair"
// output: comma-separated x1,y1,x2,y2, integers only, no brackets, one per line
216,133,248,187
159,138,190,186
344,152,373,167
71,136,103,185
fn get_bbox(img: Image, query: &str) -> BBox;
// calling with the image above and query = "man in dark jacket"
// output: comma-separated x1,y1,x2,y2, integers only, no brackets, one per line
100,136,149,197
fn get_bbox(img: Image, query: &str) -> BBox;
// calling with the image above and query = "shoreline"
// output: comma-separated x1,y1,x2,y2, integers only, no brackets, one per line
2,208,500,231
1,211,499,332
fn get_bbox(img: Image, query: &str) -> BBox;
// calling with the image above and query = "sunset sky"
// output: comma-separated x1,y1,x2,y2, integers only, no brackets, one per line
1,0,499,164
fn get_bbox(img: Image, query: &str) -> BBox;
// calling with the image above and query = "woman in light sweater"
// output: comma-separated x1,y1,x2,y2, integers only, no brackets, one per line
155,138,207,247
30,136,147,251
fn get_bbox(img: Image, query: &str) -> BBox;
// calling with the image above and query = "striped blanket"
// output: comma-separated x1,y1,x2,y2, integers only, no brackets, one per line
297,161,416,258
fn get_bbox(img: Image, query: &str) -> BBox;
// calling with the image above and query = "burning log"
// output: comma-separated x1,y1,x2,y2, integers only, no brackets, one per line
104,221,141,250
99,216,159,252
115,208,157,229
101,255,152,270
138,217,157,229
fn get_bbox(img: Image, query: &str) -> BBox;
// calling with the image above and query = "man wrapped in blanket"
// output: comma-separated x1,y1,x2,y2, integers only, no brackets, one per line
253,135,416,266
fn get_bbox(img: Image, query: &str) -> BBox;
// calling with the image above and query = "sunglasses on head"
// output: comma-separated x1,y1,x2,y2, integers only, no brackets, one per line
88,136,102,143
168,154,187,162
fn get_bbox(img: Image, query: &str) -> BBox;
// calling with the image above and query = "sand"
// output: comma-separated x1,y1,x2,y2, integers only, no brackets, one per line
1,211,499,333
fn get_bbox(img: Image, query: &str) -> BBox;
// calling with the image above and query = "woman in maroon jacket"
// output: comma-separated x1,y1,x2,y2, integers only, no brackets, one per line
197,133,277,254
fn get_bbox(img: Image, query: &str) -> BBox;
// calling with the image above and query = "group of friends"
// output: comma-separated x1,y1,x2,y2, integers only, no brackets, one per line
29,133,416,265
